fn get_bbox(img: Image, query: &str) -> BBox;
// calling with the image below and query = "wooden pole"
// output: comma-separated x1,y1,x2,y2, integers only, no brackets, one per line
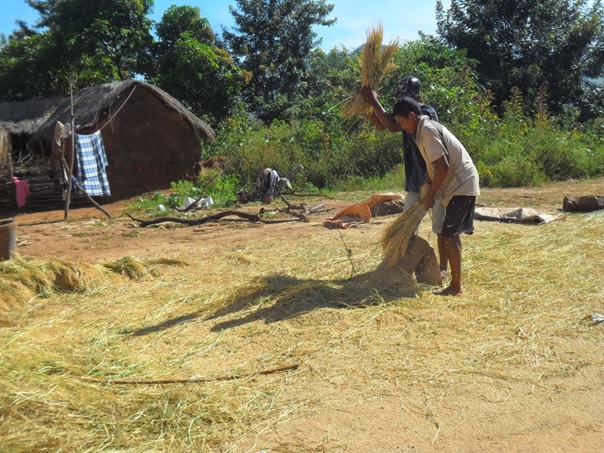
64,73,76,220
59,156,112,219
60,73,113,220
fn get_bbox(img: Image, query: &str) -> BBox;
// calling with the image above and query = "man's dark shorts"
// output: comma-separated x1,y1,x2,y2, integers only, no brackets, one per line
442,196,476,238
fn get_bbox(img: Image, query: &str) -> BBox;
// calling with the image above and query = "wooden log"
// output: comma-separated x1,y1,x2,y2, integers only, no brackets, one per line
562,195,604,212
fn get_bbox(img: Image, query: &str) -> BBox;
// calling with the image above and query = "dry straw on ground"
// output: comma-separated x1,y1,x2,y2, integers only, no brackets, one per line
0,256,106,296
0,256,179,326
102,256,159,280
380,202,427,266
341,23,399,119
1,181,603,451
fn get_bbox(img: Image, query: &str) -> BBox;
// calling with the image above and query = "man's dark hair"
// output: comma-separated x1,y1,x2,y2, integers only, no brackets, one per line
392,96,422,118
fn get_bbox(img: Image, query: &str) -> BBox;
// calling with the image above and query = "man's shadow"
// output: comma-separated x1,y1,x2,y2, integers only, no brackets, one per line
121,269,420,336
208,269,420,332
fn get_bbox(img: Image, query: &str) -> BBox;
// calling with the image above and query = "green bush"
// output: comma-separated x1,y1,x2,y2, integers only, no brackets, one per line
197,49,603,193
195,171,240,207
205,110,603,192
334,165,406,192
486,156,545,187
526,129,602,180
128,192,170,213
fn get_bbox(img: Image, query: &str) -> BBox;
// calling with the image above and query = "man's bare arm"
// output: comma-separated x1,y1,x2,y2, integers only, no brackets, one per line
420,156,449,210
359,86,402,132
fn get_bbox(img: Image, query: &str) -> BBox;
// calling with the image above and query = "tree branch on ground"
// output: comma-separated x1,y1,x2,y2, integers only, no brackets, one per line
127,209,306,227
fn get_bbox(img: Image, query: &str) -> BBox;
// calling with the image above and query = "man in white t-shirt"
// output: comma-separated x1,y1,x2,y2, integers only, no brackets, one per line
359,78,449,279
392,97,480,296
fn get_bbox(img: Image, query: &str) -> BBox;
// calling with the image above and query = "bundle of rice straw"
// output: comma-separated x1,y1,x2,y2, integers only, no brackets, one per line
380,198,427,267
341,23,399,119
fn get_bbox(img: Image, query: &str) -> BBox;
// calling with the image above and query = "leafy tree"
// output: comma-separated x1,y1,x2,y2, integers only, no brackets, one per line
155,4,215,47
28,0,155,80
578,79,604,122
307,47,359,108
151,6,247,125
223,0,336,122
381,36,483,123
288,46,359,128
436,0,604,119
0,30,62,101
0,0,155,101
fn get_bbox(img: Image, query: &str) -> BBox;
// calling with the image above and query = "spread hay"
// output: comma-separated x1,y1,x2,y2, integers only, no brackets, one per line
380,202,427,267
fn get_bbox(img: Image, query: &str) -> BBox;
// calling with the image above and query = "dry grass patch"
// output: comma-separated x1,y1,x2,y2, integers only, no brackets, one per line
0,256,186,326
381,202,427,266
1,202,603,451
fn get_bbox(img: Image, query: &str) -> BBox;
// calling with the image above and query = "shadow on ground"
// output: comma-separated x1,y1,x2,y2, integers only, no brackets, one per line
121,269,420,336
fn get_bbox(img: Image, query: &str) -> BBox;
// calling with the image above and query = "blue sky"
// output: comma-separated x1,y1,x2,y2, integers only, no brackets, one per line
0,0,451,51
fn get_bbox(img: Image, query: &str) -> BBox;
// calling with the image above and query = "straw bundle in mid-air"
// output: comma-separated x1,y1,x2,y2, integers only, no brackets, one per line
380,202,427,267
341,23,399,119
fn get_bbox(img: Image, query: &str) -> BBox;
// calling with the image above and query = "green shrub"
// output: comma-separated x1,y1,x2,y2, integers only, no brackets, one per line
197,171,240,207
199,66,603,193
526,129,602,180
128,192,170,213
487,156,545,187
333,165,406,192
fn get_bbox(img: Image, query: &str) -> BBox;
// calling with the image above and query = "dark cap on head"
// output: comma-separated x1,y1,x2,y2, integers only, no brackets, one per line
393,75,421,99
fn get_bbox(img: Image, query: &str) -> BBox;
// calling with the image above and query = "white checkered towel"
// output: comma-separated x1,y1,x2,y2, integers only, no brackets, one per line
75,131,111,197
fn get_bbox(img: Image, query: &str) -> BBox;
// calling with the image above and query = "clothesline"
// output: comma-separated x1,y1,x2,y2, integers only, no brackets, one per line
97,86,137,132
56,86,137,141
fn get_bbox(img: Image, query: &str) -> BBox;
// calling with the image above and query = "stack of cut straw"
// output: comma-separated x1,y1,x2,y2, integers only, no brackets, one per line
380,201,427,267
341,23,399,119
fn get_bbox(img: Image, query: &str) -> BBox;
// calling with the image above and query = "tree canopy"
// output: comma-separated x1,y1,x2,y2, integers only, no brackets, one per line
222,0,336,122
31,0,155,80
150,6,247,125
436,0,604,119
0,0,155,101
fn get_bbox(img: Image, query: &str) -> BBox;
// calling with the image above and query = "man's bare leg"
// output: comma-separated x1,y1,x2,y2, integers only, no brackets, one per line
437,233,449,276
436,234,463,296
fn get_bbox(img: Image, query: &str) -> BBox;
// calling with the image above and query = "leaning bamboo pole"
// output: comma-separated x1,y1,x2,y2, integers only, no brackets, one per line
64,74,76,220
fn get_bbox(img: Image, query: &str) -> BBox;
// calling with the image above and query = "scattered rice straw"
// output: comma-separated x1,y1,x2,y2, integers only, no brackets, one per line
341,23,399,119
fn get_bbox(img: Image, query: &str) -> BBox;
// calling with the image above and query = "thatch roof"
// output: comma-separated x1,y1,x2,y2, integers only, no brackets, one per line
30,80,215,145
0,97,65,135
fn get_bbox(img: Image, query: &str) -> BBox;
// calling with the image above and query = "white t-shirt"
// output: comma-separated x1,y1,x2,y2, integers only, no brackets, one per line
413,117,480,207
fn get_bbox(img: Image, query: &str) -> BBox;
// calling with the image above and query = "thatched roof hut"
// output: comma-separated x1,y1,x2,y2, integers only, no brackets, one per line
28,80,215,199
0,97,65,177
0,97,65,135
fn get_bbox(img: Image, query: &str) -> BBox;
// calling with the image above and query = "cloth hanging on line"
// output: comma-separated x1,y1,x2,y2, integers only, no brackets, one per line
74,130,111,197
12,176,30,208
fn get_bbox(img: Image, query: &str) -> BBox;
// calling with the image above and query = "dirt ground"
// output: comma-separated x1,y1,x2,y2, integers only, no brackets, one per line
5,178,602,264
2,178,604,452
